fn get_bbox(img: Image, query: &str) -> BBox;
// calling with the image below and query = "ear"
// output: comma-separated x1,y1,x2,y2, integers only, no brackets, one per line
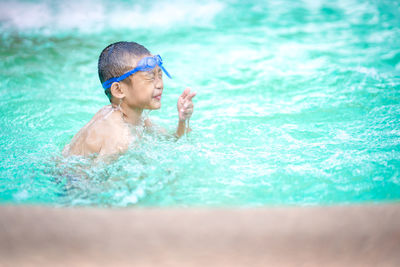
110,82,125,99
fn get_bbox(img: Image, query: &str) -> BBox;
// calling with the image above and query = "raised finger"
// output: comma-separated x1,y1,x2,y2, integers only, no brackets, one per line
180,88,190,99
185,91,196,101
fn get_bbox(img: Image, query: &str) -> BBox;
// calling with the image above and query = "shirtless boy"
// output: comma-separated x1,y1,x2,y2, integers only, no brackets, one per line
63,41,196,158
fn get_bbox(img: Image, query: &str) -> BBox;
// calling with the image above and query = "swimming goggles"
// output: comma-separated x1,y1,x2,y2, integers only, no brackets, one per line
102,55,172,90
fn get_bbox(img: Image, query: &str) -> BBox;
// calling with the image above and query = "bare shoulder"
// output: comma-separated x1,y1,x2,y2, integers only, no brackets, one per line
98,111,132,156
63,105,131,157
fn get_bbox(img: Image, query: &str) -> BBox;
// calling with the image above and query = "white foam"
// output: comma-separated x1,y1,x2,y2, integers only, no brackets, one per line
0,0,224,32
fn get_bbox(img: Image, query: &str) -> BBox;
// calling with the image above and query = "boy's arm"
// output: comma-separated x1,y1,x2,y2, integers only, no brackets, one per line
175,120,189,138
143,118,187,139
175,88,196,138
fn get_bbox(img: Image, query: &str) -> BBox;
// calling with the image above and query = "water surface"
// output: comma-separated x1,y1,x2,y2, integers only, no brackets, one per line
0,0,399,206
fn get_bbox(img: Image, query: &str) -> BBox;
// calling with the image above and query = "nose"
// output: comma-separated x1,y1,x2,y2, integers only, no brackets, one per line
155,75,163,90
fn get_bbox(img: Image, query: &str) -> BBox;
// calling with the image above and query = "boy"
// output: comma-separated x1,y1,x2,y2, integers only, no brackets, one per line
63,41,196,158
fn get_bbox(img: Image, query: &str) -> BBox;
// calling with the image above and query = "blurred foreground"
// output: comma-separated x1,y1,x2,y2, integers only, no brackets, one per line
1,204,399,266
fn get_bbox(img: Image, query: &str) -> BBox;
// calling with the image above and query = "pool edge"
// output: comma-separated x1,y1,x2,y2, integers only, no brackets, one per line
1,204,400,266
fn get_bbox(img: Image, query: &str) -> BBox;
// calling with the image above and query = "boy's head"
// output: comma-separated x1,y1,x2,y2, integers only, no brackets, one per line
98,41,151,101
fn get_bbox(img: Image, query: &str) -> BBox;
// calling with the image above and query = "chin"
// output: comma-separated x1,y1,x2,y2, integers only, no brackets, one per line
149,103,161,110
148,97,162,110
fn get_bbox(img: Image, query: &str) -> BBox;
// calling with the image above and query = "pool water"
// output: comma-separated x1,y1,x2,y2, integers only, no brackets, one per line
0,0,399,207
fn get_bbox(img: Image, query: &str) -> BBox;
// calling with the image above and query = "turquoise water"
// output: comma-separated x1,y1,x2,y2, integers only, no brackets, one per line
0,0,399,207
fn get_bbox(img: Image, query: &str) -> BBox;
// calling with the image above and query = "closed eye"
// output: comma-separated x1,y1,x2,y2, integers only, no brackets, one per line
145,71,155,80
145,69,162,80
157,69,162,79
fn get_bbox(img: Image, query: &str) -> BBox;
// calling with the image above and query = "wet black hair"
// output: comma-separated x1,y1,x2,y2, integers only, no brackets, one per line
98,41,151,101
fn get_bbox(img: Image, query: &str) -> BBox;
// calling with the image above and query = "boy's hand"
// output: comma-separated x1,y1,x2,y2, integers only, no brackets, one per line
177,88,196,122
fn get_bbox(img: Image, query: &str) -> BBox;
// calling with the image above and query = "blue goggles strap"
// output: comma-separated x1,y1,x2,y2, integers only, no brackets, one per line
102,55,172,90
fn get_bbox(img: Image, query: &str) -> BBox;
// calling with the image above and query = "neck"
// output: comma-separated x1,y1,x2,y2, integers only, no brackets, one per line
112,101,144,126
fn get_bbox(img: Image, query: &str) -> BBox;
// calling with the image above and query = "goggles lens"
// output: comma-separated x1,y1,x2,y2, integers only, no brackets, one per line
138,56,157,71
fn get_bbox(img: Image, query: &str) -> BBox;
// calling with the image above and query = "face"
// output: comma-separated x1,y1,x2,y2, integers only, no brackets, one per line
120,55,164,110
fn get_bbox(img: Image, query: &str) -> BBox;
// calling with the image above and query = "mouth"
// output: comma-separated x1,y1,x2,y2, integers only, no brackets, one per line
153,94,162,101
